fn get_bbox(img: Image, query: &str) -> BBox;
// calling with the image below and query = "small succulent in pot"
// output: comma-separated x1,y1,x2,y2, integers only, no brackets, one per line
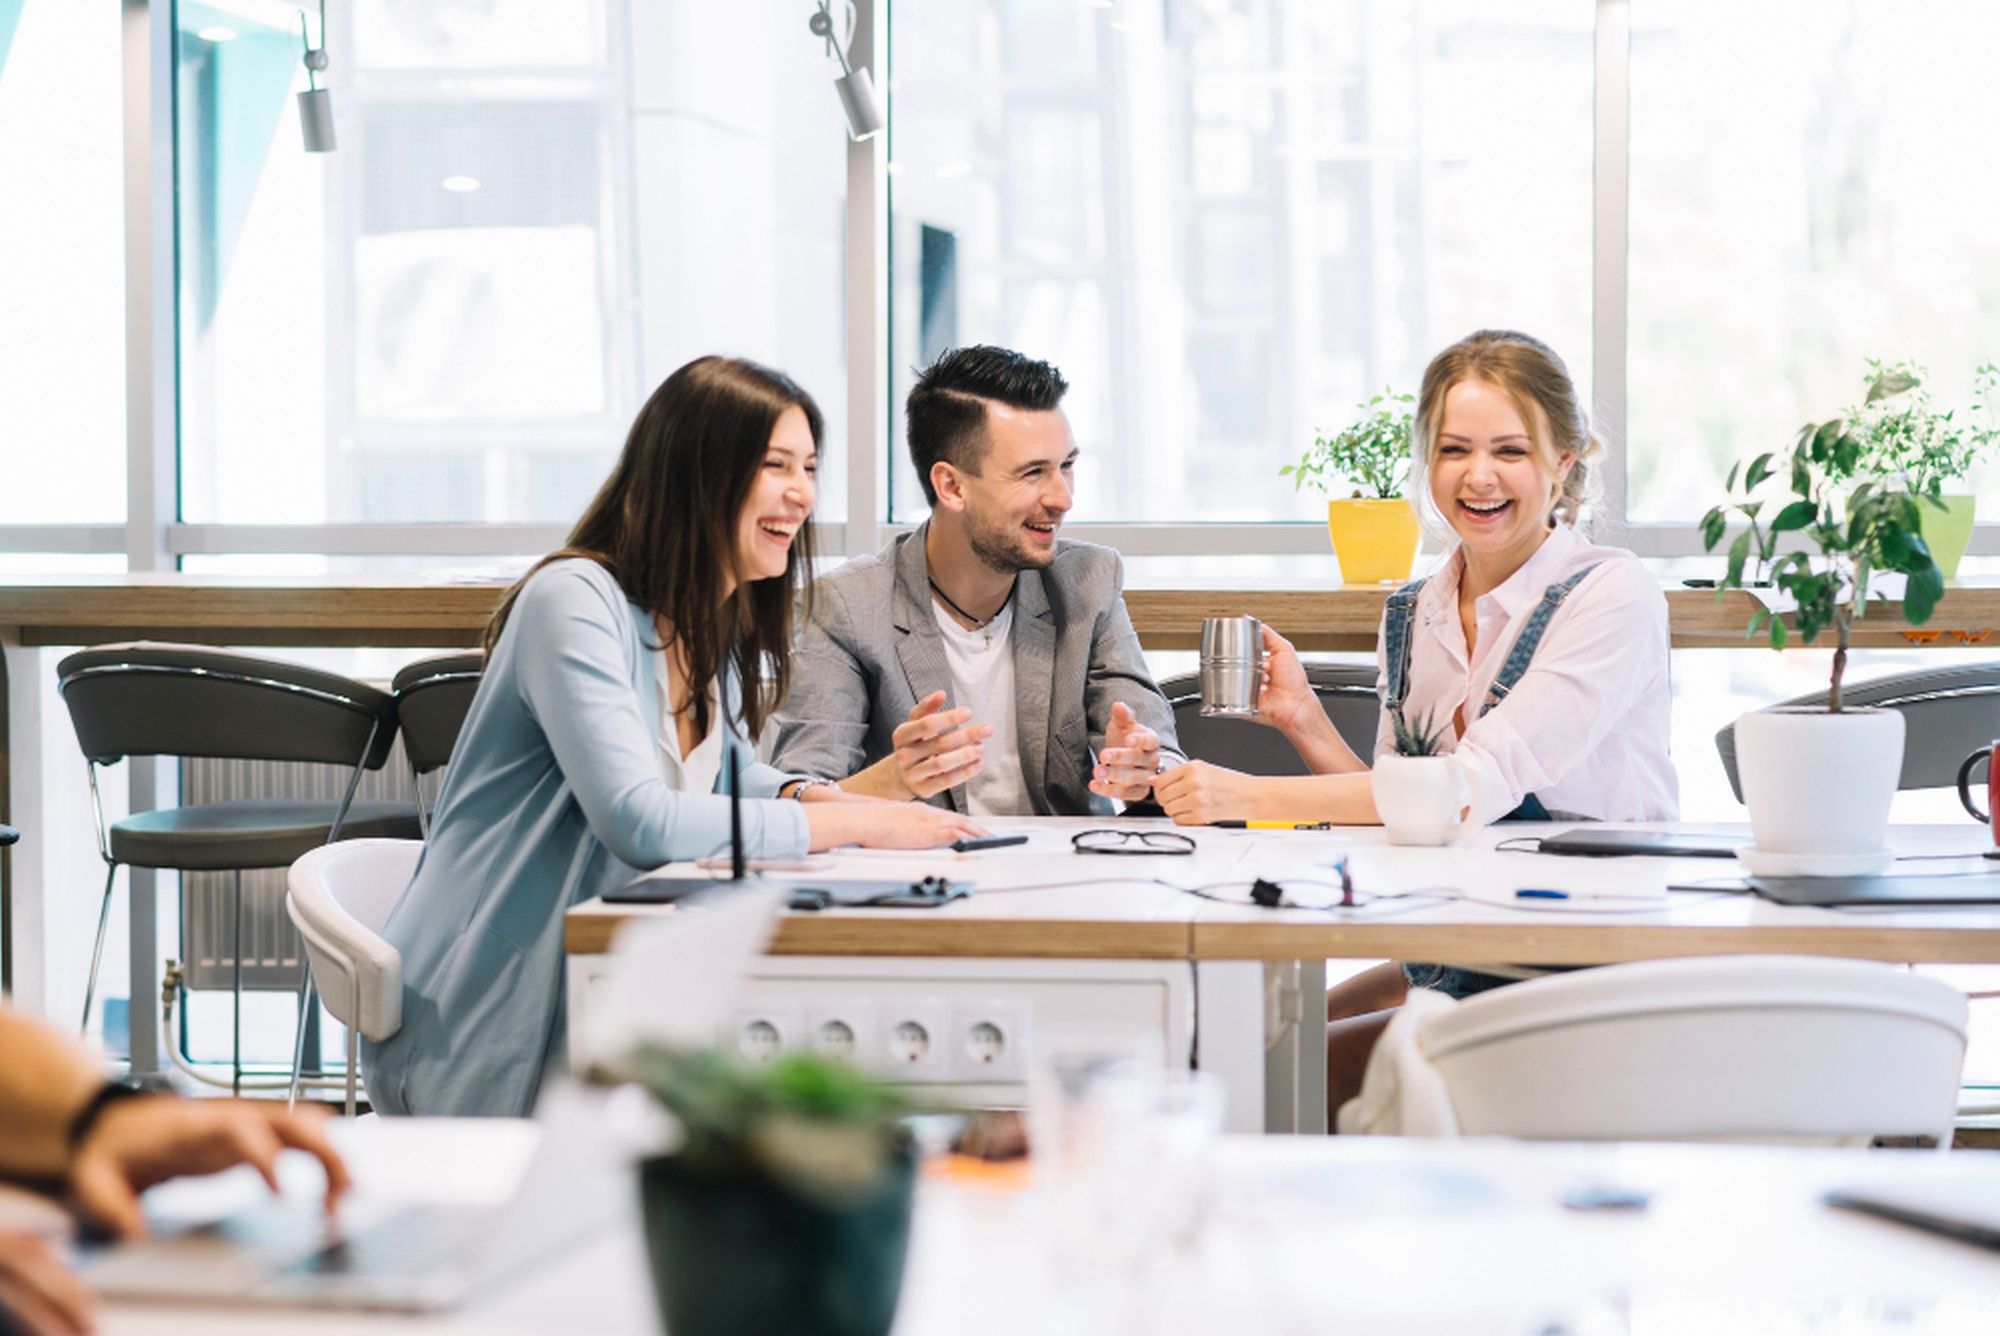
1390,704,1450,758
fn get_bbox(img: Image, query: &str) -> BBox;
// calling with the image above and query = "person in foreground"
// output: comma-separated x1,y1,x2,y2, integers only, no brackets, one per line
366,357,980,1119
1150,329,1678,1112
771,345,1182,814
0,1005,349,1335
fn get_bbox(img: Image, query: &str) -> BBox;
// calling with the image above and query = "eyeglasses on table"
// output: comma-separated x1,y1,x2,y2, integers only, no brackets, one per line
1071,829,1196,856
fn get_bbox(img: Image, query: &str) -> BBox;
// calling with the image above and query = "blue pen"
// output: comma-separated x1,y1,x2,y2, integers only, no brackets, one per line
1515,888,1569,900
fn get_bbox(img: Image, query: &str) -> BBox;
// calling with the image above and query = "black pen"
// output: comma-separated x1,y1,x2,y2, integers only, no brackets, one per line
1212,820,1335,830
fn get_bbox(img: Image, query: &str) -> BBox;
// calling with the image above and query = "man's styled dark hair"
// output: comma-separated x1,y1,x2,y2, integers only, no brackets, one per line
906,345,1069,506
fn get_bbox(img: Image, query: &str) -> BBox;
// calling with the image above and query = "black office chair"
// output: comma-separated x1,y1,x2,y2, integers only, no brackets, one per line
1715,663,2000,802
0,825,17,847
1158,663,1382,774
57,643,421,1085
391,651,484,835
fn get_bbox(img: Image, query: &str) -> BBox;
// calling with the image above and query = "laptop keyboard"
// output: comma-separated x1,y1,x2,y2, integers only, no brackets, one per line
282,1203,498,1278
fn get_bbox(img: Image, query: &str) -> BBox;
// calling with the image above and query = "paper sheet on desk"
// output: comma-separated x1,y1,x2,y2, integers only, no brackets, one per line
1738,569,1910,620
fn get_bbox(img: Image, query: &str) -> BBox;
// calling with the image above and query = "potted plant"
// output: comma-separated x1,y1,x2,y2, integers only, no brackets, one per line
1281,389,1420,585
608,1045,920,1336
1370,705,1478,846
1849,359,2000,578
1702,404,1947,873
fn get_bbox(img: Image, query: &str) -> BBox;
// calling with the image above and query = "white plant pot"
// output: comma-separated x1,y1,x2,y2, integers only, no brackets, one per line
1735,707,1904,859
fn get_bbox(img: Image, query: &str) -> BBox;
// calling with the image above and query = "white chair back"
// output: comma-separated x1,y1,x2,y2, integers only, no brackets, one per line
286,838,421,1043
1360,956,1967,1145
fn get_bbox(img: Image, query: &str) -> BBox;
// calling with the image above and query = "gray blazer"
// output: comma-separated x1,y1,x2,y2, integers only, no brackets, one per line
770,525,1183,815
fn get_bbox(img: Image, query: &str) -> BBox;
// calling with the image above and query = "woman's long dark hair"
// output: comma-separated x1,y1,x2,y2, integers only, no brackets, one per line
484,355,821,739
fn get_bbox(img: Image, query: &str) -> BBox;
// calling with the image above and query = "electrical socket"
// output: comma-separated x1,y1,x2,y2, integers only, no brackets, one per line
950,999,1028,1082
877,1004,951,1081
730,1002,800,1064
803,1000,877,1067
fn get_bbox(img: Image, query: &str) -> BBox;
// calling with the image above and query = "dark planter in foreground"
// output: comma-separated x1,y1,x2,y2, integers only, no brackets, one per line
638,1150,917,1336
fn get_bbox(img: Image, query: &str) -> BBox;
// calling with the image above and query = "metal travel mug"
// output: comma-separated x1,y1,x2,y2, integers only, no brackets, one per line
1199,615,1263,718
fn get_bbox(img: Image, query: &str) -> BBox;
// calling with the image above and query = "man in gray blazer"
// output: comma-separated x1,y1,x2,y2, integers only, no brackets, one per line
770,346,1183,815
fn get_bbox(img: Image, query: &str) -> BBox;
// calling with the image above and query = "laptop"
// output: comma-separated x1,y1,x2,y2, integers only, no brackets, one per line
77,883,790,1312
1535,827,1750,859
1827,1173,2000,1251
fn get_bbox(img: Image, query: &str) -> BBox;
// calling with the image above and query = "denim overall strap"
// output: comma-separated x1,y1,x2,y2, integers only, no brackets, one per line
1476,563,1602,719
1381,577,1429,716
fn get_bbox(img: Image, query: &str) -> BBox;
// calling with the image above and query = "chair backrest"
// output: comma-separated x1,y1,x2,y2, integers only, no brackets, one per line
1418,955,1968,1144
1158,663,1380,775
1715,663,2000,802
57,642,400,770
392,651,485,776
285,839,422,1041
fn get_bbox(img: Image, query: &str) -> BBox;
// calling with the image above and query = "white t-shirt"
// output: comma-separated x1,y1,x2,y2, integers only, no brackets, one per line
656,650,724,800
932,598,1030,816
1370,523,1679,825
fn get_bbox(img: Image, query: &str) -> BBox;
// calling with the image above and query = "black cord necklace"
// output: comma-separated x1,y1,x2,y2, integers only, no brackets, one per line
929,577,1011,630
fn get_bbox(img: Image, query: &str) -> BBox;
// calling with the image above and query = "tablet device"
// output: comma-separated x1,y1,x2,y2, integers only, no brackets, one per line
1748,874,2000,907
1535,827,1749,859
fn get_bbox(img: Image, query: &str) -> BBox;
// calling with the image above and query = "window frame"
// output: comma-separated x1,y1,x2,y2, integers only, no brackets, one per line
9,0,2000,569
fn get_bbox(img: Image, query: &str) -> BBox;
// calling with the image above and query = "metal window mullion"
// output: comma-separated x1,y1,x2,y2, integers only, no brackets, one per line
845,0,887,556
1592,0,1632,546
121,0,179,1081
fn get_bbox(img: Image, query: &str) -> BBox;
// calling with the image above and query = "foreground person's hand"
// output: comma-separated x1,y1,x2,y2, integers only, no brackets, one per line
69,1096,350,1241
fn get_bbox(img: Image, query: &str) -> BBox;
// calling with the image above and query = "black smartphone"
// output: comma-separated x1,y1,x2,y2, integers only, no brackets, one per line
951,833,1029,853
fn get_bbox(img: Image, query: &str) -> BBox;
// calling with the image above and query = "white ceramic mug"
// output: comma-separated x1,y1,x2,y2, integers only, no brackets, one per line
1371,753,1479,846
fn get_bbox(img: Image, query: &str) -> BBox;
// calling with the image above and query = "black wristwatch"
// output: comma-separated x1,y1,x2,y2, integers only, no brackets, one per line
65,1081,150,1152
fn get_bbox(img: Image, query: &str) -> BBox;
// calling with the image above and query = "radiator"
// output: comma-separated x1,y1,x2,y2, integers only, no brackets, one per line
178,739,419,993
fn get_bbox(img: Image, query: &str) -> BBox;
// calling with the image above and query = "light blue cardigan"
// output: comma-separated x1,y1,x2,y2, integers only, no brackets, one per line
363,559,810,1117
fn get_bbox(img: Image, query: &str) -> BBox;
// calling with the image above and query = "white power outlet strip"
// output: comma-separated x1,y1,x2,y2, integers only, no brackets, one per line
729,1002,800,1064
950,999,1028,1082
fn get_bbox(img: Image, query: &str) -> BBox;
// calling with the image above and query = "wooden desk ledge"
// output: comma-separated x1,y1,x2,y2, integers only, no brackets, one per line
564,897,1195,960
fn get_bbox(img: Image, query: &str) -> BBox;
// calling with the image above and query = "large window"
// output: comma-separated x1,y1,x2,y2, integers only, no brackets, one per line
887,0,1593,525
173,0,850,534
0,0,126,525
1626,0,2000,527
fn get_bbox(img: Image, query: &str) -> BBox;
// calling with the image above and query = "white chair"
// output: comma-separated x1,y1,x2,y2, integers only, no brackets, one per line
285,839,422,1115
1341,955,1969,1145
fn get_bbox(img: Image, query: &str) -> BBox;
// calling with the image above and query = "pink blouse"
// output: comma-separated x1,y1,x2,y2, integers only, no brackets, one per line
1371,524,1679,825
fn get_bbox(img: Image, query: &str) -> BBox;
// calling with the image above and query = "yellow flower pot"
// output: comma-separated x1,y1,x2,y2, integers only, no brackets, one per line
1919,493,1977,580
1326,497,1420,586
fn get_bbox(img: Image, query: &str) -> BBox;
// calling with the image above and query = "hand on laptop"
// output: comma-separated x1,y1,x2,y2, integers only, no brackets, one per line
0,1230,93,1335
1090,702,1164,802
69,1097,351,1241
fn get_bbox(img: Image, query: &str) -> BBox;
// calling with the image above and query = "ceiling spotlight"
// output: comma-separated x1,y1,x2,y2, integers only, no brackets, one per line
441,175,481,193
297,0,335,153
807,0,883,141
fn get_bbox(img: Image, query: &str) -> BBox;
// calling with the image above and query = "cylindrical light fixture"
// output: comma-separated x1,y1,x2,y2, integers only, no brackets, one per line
809,1,883,141
298,0,335,153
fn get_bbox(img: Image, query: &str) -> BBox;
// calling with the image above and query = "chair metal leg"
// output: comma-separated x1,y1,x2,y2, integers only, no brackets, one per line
231,870,243,1098
345,1025,359,1118
80,863,119,1036
287,966,317,1111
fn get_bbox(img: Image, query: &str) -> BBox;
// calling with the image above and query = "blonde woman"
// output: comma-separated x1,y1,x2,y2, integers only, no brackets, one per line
1151,329,1678,1110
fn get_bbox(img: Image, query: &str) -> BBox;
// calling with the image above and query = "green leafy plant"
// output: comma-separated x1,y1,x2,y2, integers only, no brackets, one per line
1281,390,1415,499
1390,704,1450,757
1700,394,1946,712
1850,359,2000,493
607,1046,916,1206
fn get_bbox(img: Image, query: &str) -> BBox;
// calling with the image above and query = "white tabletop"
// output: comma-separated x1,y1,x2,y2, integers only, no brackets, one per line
571,818,2000,965
97,1115,2000,1335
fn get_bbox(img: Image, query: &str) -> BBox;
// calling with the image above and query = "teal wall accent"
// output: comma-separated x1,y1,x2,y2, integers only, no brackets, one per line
0,0,27,80
178,4,300,332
